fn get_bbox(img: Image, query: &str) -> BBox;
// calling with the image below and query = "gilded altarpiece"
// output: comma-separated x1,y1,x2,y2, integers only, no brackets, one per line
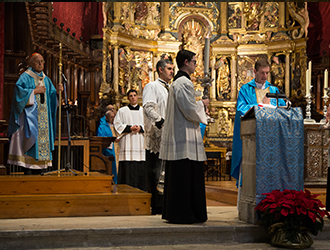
100,2,309,150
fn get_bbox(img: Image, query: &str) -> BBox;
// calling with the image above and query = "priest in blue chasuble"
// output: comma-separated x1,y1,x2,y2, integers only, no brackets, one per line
7,53,63,174
231,59,285,188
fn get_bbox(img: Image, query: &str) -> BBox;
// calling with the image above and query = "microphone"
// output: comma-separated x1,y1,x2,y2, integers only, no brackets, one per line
40,93,44,104
61,73,67,82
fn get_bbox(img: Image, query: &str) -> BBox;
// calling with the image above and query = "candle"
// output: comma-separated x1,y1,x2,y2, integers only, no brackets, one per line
306,69,309,95
325,69,328,96
204,36,210,76
308,61,312,73
308,61,312,89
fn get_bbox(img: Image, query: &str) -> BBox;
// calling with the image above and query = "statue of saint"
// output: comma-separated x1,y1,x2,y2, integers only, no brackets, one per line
271,56,285,92
215,57,230,99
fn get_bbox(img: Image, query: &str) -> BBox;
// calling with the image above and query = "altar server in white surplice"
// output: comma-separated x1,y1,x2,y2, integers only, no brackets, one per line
160,50,209,224
114,89,146,191
143,59,174,215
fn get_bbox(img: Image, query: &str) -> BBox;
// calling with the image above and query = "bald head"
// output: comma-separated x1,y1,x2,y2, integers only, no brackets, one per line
30,53,45,73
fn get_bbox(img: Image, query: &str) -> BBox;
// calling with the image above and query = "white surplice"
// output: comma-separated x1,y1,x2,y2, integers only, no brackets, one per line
114,105,145,161
142,78,168,154
159,75,208,162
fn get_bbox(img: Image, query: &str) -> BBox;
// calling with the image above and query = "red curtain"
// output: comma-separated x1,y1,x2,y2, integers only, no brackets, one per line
52,2,103,43
0,3,4,119
307,2,330,57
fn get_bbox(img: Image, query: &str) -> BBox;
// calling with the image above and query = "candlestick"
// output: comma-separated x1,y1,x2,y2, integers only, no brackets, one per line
324,69,328,96
204,35,210,77
320,95,329,124
304,89,316,124
308,61,312,90
306,69,309,95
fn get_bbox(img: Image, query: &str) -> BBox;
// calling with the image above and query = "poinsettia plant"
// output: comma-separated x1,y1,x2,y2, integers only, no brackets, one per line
255,189,329,241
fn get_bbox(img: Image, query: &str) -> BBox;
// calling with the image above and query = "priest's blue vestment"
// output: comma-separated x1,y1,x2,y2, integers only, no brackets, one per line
231,79,285,184
8,68,57,168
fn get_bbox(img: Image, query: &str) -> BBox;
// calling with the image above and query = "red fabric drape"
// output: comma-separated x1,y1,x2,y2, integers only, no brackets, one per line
307,2,330,57
52,2,103,43
0,3,4,119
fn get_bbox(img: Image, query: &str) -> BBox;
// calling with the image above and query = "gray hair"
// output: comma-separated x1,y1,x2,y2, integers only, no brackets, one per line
156,59,173,74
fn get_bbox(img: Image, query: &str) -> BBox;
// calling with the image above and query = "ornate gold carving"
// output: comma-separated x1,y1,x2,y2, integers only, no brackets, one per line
169,2,219,31
287,2,309,39
215,56,230,100
271,55,285,92
264,2,279,28
228,3,242,29
237,56,255,91
243,2,264,31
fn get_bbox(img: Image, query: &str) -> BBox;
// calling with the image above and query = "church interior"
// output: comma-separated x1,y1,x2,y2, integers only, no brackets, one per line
0,2,330,221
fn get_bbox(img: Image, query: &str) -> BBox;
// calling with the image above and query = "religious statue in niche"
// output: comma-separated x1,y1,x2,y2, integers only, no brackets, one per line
217,109,233,137
228,4,242,29
271,55,285,93
130,51,152,93
292,64,301,95
264,2,279,28
215,56,230,100
146,2,160,26
118,48,135,95
182,19,205,80
106,49,112,85
243,2,264,31
237,56,255,91
134,2,148,24
120,2,131,20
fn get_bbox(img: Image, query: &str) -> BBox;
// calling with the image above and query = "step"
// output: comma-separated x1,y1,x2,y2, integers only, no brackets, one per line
0,174,113,195
0,207,329,249
0,185,151,219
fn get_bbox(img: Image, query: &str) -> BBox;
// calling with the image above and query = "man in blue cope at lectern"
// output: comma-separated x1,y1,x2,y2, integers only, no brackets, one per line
231,59,286,200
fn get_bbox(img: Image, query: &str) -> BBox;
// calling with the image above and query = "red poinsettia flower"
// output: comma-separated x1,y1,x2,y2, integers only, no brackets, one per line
255,189,329,237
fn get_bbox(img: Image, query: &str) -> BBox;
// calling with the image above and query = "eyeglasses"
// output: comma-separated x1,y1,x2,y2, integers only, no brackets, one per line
190,60,197,65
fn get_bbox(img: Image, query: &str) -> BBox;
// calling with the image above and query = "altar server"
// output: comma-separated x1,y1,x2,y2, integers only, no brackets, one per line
143,59,174,215
160,50,209,224
114,89,146,191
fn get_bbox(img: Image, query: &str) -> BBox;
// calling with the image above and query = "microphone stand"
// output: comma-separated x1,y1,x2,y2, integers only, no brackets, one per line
42,73,77,176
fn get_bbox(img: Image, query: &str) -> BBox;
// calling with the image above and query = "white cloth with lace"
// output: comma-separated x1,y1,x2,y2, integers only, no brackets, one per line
142,78,168,154
159,75,208,161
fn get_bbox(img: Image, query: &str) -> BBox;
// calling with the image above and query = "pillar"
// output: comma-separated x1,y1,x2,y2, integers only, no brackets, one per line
231,54,237,100
113,45,119,93
285,52,290,97
211,56,216,100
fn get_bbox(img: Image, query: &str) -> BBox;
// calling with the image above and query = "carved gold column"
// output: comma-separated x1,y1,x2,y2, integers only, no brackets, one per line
160,2,174,40
231,54,237,100
211,56,216,100
279,2,285,29
285,52,290,97
113,2,121,30
102,42,107,86
267,54,272,83
153,52,159,81
113,45,119,93
220,2,228,34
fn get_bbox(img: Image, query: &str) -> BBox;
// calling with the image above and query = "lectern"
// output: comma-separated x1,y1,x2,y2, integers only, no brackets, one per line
239,106,304,224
